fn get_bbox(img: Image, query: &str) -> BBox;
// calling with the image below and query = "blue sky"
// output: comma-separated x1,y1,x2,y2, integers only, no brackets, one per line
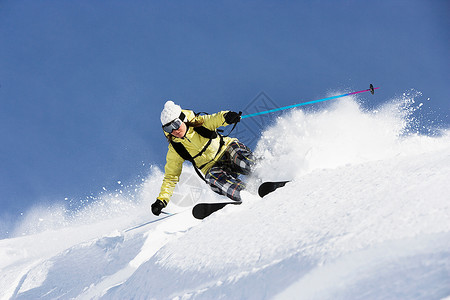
0,1,448,234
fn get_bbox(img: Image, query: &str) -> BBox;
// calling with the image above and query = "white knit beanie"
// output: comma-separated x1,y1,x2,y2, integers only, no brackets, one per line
160,101,182,125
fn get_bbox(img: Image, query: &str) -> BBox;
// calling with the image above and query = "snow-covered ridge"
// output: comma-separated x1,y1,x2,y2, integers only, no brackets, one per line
1,95,449,299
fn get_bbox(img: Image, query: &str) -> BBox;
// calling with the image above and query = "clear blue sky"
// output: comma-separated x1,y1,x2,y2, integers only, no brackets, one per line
1,1,449,234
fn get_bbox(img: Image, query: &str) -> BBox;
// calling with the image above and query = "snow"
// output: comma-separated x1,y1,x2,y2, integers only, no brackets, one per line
1,95,449,299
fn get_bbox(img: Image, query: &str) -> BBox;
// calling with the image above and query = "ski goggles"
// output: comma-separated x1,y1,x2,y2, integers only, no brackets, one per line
162,118,183,133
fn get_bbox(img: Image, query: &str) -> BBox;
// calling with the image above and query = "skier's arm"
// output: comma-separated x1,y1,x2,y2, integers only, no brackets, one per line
201,110,241,130
157,145,184,203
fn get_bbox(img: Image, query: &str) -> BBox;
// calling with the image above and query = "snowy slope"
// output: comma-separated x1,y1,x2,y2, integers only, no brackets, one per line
1,96,449,300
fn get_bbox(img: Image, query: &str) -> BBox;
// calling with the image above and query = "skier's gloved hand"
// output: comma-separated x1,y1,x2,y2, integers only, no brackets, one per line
224,111,242,124
151,199,167,216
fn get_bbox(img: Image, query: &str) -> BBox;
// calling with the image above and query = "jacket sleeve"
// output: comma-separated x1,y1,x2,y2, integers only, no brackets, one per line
199,111,231,130
157,145,185,203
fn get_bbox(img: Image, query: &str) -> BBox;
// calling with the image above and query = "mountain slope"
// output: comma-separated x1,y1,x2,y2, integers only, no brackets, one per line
1,97,449,299
105,147,450,299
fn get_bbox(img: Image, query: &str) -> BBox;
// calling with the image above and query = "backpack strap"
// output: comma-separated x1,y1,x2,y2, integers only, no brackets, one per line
170,140,193,162
170,141,207,182
193,126,217,139
197,134,224,169
170,126,225,183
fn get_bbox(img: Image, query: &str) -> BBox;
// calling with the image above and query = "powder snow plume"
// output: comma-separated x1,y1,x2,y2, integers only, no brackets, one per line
253,91,449,182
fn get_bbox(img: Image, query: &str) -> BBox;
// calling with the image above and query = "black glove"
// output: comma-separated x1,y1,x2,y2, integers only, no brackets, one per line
224,111,242,124
151,199,167,216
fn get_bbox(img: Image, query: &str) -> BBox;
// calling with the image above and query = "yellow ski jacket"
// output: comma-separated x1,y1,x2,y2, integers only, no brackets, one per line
158,110,237,203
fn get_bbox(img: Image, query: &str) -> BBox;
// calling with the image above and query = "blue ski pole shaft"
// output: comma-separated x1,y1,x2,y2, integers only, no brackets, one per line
241,85,379,119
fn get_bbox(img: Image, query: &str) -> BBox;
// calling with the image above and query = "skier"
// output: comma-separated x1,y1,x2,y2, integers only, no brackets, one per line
151,100,255,216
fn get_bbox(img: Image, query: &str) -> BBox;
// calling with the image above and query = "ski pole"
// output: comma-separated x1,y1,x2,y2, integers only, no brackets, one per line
241,84,379,119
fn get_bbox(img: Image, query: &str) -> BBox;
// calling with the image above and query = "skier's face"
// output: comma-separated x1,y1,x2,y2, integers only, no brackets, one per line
171,122,187,138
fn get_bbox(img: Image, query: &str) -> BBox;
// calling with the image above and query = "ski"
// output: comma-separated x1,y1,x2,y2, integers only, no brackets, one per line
258,181,289,197
192,181,290,219
192,201,241,219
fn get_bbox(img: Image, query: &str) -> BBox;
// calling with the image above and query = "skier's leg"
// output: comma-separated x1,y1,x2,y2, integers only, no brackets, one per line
227,141,255,175
205,165,245,202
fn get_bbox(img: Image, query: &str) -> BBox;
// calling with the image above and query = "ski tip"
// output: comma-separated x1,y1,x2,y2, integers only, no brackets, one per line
258,181,289,198
369,84,375,95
